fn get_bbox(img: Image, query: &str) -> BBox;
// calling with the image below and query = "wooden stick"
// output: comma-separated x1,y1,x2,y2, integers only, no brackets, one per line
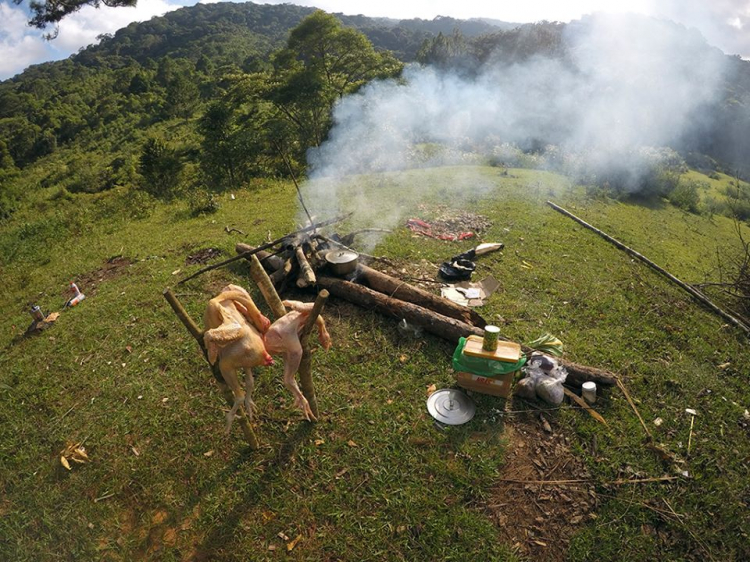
687,414,695,457
547,201,750,335
247,254,286,320
498,476,679,486
297,289,329,420
563,387,608,426
163,288,259,449
177,214,351,285
616,377,653,442
295,246,317,288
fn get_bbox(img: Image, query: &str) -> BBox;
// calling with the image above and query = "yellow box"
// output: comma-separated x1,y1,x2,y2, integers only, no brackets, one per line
454,370,515,398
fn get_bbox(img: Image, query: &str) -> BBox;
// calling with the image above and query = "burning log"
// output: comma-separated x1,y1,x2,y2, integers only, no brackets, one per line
296,246,317,288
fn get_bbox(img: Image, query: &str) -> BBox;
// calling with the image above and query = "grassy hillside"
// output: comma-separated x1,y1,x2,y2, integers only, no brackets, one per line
1,166,748,561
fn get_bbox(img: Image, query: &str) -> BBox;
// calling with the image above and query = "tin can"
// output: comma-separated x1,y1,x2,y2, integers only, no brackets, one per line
30,305,45,322
482,325,501,352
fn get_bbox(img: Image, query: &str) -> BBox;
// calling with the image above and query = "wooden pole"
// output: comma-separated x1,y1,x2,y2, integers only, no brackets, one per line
297,289,329,420
247,254,287,320
547,201,750,335
163,288,259,449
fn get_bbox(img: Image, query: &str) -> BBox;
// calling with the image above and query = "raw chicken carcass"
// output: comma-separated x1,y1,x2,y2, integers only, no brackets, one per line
263,300,332,422
203,284,273,431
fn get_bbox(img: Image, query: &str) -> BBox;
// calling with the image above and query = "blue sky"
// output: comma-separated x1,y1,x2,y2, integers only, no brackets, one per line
1,0,749,80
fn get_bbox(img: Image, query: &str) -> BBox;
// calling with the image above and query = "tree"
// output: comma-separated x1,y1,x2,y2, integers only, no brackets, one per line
13,0,137,35
264,10,402,149
138,137,183,199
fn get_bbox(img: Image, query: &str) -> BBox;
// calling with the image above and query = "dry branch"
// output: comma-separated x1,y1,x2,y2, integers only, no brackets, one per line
297,289,329,419
177,214,351,285
548,200,750,335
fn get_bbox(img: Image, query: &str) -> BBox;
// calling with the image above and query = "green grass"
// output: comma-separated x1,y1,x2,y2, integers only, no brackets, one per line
1,166,749,561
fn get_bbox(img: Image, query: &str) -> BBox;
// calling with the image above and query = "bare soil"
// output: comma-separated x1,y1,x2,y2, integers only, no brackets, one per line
487,413,598,561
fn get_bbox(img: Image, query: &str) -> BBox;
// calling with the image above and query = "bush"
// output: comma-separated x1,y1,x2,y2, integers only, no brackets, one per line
187,188,219,217
138,137,184,199
668,180,701,213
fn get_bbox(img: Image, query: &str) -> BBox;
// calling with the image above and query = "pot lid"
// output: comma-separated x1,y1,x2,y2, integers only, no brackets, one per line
326,250,359,264
426,389,475,425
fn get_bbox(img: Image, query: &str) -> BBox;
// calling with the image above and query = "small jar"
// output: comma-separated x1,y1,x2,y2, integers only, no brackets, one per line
482,325,501,352
582,382,597,404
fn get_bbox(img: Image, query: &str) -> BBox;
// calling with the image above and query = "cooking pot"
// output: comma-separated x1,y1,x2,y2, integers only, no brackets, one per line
326,250,359,276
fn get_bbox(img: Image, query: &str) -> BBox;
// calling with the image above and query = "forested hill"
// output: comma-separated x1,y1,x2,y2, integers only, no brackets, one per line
1,1,750,222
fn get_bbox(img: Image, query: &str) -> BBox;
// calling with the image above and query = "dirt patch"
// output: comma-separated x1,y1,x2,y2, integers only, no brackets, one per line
185,248,223,265
75,256,133,297
487,414,598,561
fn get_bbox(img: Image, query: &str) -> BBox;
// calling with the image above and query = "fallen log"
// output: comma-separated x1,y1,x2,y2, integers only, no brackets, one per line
357,264,487,328
317,274,616,386
548,200,750,335
317,274,481,342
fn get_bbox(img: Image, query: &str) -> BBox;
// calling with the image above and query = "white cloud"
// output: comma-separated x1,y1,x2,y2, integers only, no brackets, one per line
53,0,181,52
0,3,52,78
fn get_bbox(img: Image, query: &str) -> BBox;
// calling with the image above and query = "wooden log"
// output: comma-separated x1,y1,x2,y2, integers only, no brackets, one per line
247,254,287,320
246,248,617,387
295,246,317,288
548,200,750,335
317,274,484,343
297,289,329,419
357,263,487,328
163,288,259,449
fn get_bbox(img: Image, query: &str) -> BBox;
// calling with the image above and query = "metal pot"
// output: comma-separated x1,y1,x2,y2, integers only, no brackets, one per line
325,250,359,276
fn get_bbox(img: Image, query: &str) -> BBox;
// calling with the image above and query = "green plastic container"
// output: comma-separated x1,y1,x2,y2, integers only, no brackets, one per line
452,337,526,377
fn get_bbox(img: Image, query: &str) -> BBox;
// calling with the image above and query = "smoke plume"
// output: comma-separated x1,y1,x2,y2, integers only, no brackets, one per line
303,13,729,226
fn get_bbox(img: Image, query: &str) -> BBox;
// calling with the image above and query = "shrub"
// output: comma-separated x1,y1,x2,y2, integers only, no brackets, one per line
669,180,701,213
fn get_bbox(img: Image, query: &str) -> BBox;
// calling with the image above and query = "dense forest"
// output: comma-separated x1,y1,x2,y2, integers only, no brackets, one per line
1,1,750,221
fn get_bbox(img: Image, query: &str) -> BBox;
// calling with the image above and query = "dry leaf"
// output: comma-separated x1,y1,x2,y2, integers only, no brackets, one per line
347,440,358,447
335,468,349,479
399,355,408,363
131,447,140,456
277,532,289,541
61,456,71,470
125,346,133,353
162,397,169,403
314,439,325,446
203,450,214,457
171,269,181,275
426,384,437,397
287,534,302,551
267,545,277,551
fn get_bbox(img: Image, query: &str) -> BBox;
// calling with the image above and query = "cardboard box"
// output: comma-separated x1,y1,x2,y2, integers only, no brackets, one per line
454,370,516,398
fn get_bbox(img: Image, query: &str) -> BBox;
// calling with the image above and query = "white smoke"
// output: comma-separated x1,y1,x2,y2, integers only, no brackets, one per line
302,13,728,226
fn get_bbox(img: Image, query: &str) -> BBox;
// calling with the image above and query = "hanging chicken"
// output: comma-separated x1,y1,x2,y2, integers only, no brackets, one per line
264,300,332,422
203,284,274,431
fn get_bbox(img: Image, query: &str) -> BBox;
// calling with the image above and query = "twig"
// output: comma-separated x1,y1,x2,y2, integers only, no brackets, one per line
94,492,115,503
498,476,679,486
274,140,315,230
177,215,351,285
563,387,608,426
616,377,653,441
224,226,246,236
687,414,695,457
